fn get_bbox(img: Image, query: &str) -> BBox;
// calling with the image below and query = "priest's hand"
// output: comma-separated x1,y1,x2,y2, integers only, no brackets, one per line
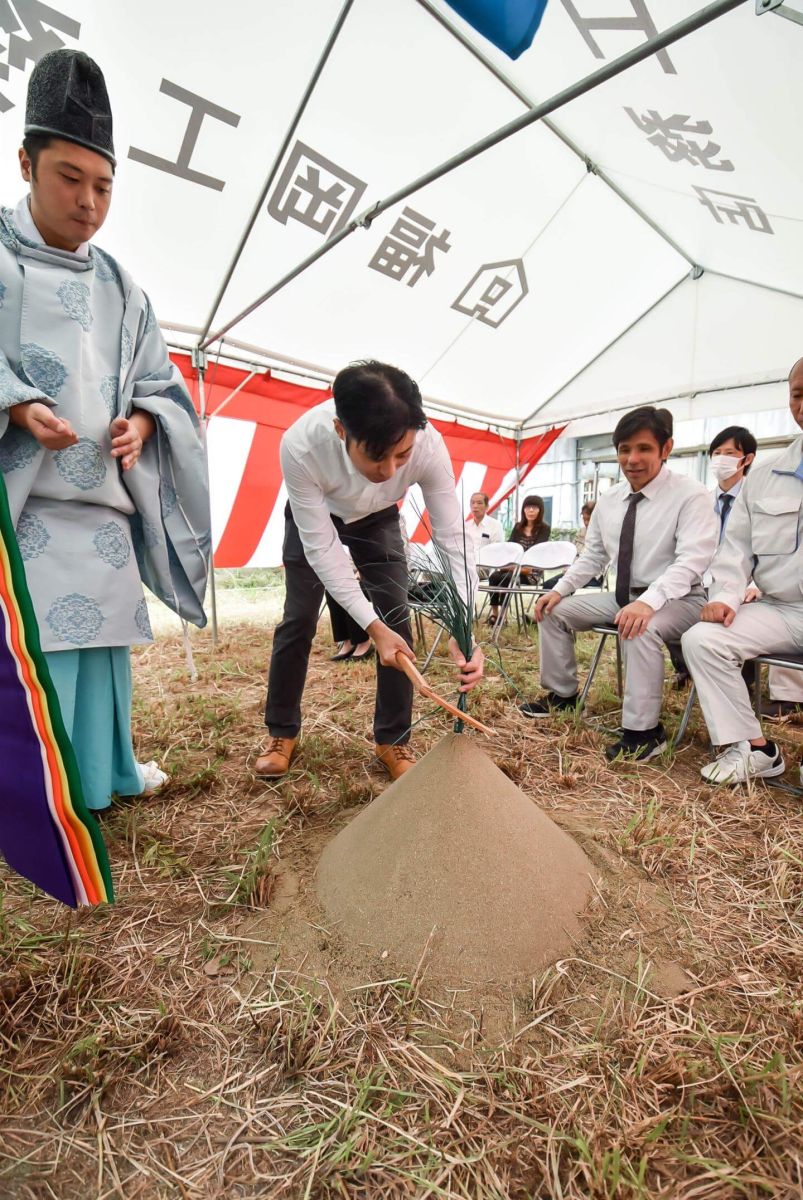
448,638,484,693
110,410,156,471
615,599,655,639
367,619,416,669
10,401,77,450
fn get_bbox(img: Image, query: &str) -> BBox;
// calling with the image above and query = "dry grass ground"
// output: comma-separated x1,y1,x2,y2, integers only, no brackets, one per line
1,602,802,1199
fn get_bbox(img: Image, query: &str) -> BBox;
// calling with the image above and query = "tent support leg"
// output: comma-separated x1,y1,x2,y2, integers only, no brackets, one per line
196,360,219,649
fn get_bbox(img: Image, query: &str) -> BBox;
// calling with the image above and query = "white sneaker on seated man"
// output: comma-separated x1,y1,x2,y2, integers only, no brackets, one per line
521,405,718,761
681,357,803,786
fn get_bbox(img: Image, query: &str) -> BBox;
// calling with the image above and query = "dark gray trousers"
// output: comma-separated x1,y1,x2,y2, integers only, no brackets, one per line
265,504,413,744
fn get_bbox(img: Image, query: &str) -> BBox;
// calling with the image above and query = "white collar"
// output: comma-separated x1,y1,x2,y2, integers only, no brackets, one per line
623,463,668,500
14,194,90,258
717,478,743,501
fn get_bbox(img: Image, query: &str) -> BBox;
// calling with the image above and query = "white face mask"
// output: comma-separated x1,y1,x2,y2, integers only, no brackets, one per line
710,454,743,483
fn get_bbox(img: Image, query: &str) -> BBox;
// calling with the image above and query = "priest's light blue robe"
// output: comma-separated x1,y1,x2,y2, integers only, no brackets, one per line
0,197,210,808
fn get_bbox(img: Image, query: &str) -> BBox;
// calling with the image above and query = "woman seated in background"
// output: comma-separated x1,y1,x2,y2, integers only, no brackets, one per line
326,592,374,661
542,500,603,590
486,495,550,625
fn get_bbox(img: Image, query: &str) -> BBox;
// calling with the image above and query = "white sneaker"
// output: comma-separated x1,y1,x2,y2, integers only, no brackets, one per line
700,741,785,785
139,760,169,794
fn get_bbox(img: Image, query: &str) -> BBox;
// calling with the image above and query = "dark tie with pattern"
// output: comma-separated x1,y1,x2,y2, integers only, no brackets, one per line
718,492,734,541
615,492,645,607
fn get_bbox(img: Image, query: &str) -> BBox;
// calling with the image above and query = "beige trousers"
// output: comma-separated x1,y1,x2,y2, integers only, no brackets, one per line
681,599,803,745
539,590,705,731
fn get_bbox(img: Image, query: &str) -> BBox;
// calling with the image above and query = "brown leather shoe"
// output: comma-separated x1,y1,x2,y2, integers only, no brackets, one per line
254,736,298,778
375,742,416,781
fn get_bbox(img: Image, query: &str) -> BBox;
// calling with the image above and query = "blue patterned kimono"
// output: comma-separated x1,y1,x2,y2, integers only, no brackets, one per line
0,197,210,807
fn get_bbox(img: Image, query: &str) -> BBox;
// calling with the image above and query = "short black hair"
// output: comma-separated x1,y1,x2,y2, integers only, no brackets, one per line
612,406,673,450
471,492,490,505
581,500,596,516
21,131,116,176
22,132,53,175
708,425,757,472
332,360,427,461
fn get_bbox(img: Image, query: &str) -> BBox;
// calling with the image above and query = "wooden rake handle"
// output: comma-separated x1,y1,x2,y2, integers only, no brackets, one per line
394,652,495,737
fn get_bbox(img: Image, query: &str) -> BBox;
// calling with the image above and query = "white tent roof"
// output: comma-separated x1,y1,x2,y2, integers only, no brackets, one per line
1,0,800,431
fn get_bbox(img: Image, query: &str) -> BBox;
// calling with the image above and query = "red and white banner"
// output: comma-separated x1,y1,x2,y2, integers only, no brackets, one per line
171,354,564,568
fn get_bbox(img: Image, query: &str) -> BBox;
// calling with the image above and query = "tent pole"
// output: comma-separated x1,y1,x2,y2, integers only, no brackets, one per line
521,273,690,426
195,357,219,648
196,0,356,346
412,0,696,269
514,430,522,518
522,372,790,434
167,327,525,427
200,0,749,353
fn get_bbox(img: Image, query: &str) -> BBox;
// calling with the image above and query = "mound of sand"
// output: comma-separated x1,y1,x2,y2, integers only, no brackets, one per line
316,734,595,982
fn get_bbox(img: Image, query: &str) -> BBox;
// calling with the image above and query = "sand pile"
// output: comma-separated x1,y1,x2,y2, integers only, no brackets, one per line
316,734,595,981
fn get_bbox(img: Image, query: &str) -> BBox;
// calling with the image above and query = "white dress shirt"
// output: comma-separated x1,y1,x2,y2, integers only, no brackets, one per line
709,436,803,615
281,398,477,630
554,466,718,611
467,513,503,553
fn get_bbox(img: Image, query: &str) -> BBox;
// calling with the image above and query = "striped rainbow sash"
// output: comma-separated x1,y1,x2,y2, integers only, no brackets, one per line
0,474,112,906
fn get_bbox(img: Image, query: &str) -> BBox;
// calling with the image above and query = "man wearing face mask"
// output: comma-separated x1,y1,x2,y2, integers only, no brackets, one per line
671,427,758,687
709,426,756,535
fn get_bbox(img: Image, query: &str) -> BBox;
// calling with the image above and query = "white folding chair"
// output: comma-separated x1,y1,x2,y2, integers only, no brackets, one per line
407,541,452,672
475,542,524,641
511,540,578,625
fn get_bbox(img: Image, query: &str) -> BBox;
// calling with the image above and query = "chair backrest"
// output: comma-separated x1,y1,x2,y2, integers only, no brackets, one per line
520,540,578,570
477,541,524,569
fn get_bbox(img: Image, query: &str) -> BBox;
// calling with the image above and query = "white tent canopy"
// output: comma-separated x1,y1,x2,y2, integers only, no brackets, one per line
1,0,800,433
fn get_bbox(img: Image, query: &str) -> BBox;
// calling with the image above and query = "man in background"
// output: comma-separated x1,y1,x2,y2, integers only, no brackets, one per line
467,491,503,556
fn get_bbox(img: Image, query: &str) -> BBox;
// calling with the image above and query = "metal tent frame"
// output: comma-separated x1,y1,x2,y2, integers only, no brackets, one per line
185,0,759,435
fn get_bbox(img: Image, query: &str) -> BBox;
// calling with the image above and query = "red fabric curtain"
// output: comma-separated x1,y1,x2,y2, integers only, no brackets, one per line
170,354,565,567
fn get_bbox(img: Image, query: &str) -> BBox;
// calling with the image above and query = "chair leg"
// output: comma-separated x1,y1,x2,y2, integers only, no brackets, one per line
422,626,445,672
675,682,696,746
578,632,611,713
615,635,623,698
753,660,762,720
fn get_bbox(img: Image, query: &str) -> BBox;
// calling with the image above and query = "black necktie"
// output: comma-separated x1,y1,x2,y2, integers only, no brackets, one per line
616,492,645,607
719,493,734,541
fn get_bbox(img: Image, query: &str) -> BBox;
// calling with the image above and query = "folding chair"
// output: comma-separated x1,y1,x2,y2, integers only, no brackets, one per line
751,651,803,796
407,542,448,672
578,624,697,746
475,542,524,643
509,540,578,627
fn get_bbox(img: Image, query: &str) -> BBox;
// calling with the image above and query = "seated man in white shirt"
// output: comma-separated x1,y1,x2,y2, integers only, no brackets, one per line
254,361,484,782
520,406,718,762
467,492,503,556
681,358,803,785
